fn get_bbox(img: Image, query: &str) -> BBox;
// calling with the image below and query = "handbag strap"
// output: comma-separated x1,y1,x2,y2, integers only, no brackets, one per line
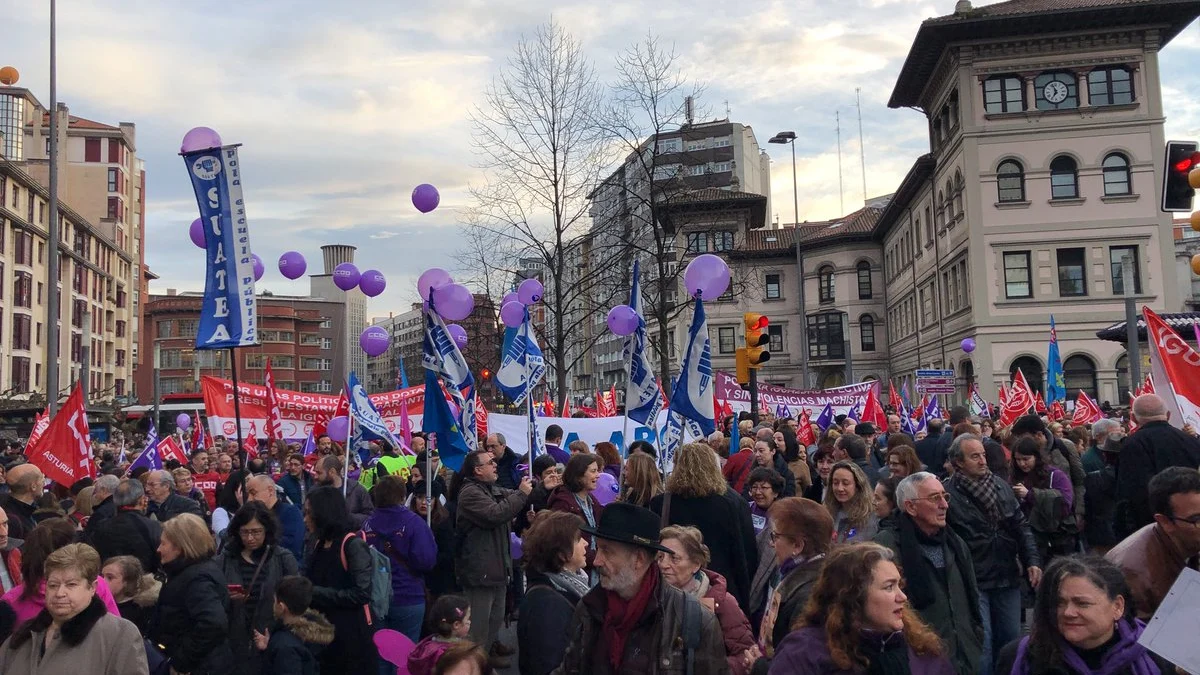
245,545,271,596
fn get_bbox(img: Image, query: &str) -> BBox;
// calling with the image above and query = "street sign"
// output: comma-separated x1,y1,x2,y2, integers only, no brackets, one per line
916,369,956,394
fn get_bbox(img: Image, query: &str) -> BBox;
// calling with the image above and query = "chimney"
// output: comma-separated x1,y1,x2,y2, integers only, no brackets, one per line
321,244,356,274
954,0,972,14
685,96,695,126
167,288,177,296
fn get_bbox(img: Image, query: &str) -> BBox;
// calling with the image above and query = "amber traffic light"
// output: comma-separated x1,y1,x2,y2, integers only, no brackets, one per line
744,313,771,369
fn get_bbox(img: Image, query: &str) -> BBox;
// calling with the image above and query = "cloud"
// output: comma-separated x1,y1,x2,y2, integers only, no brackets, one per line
369,231,402,240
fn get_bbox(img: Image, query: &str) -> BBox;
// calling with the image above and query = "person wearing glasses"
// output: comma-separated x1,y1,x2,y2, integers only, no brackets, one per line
1106,466,1200,619
943,434,1041,675
874,472,984,675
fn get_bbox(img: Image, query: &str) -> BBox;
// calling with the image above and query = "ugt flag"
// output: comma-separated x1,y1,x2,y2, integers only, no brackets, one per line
1145,306,1200,429
668,297,715,437
624,260,663,426
182,143,257,349
495,304,545,406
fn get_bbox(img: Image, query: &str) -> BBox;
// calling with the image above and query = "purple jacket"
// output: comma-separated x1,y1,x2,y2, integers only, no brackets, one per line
363,505,438,606
770,626,956,675
545,444,570,465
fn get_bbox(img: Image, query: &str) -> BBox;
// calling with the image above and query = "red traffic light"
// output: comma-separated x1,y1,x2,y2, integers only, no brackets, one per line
481,368,492,380
751,316,769,329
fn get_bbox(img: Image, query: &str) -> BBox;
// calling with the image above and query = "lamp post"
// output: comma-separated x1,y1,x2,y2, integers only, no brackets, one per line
768,131,809,388
46,0,62,412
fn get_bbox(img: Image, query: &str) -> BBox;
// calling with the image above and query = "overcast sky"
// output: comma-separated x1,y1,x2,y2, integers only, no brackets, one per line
5,0,1199,316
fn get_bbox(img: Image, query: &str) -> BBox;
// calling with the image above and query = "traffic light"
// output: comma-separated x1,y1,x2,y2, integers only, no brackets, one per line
744,313,771,369
1162,140,1199,212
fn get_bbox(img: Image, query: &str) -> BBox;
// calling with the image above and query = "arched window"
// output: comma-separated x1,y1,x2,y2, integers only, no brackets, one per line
1050,155,1079,199
860,315,875,352
936,191,946,228
818,265,835,303
1064,354,1098,401
997,160,1025,202
1102,153,1131,196
857,261,872,299
961,360,975,403
1010,356,1045,395
945,180,955,219
820,370,846,389
1116,354,1130,405
954,170,964,216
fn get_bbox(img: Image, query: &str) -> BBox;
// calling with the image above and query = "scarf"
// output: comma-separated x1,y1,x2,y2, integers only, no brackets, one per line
1010,619,1160,675
896,513,945,611
545,569,591,602
952,470,1002,521
601,564,660,671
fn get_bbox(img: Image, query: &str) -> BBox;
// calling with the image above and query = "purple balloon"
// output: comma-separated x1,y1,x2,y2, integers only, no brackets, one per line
447,323,468,349
176,413,192,430
251,254,264,281
510,532,523,561
592,473,618,506
518,278,543,305
180,126,222,153
359,270,387,298
278,251,307,280
334,262,360,291
607,305,639,336
360,325,390,358
433,283,474,321
326,416,350,443
683,253,731,300
189,218,205,249
961,338,977,354
412,184,441,213
500,300,525,328
417,268,453,301
502,292,519,307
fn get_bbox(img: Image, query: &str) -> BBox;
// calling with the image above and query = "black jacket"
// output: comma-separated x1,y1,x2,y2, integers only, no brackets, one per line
0,495,36,542
915,430,947,476
220,545,300,675
494,447,522,490
150,557,234,675
945,473,1041,591
149,492,205,522
84,496,117,536
305,535,380,673
650,487,758,608
261,611,334,675
91,508,163,574
518,574,584,675
1116,420,1200,533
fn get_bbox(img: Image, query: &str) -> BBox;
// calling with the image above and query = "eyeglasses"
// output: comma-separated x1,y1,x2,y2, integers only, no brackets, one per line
915,492,951,505
240,527,266,538
768,531,791,543
1169,514,1200,527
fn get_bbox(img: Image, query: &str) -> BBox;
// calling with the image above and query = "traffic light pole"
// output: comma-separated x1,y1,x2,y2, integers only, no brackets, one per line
748,367,759,423
1123,255,1140,397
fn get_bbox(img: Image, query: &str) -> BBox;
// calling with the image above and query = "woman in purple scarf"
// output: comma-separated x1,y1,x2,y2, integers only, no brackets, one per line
996,555,1171,675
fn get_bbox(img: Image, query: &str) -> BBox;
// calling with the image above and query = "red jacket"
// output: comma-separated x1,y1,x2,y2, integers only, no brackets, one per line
700,569,756,675
723,449,755,493
1,544,22,594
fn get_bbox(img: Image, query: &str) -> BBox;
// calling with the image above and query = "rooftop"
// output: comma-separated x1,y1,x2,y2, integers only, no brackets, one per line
656,187,769,231
1096,312,1200,342
31,112,121,132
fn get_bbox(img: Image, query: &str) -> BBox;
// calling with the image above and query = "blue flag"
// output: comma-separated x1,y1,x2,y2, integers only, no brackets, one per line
668,298,715,437
624,261,663,426
301,430,316,457
422,307,478,456
527,389,544,463
729,413,740,457
397,355,409,390
814,403,834,432
1046,315,1066,403
496,305,546,406
347,372,409,465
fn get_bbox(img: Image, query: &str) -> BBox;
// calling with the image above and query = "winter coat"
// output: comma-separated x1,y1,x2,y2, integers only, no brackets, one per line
697,569,756,675
220,544,300,675
945,473,1041,591
454,478,528,588
552,573,729,675
1,576,120,625
148,492,205,522
305,534,379,673
724,450,757,493
546,486,605,568
90,508,163,574
0,494,36,542
363,505,438,607
1044,435,1086,523
651,487,759,608
1116,420,1200,533
342,479,375,529
769,626,956,675
270,501,306,564
84,496,116,536
519,573,586,675
149,556,235,675
261,610,335,675
427,509,458,596
409,636,468,675
115,573,160,635
748,524,776,618
494,447,524,490
761,555,824,654
515,482,554,536
278,471,313,507
0,596,148,675
1106,523,1200,619
833,511,880,544
915,430,948,477
1084,464,1120,549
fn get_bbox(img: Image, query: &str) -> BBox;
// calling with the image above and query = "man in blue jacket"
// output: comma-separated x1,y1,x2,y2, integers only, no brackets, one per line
247,474,306,564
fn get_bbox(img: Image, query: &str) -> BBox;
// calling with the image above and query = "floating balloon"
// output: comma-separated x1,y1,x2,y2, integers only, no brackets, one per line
180,126,222,154
189,218,205,249
412,184,441,213
502,292,519,307
432,283,474,321
359,270,387,298
683,254,731,300
500,300,525,328
961,337,976,354
251,254,264,281
360,325,390,358
447,323,468,349
607,305,639,336
278,251,307,280
333,262,361,291
176,413,192,430
592,473,619,506
518,278,543,305
326,416,349,443
417,268,453,301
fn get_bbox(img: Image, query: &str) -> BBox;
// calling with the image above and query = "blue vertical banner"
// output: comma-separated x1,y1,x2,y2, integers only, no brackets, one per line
182,144,257,349
1046,315,1066,403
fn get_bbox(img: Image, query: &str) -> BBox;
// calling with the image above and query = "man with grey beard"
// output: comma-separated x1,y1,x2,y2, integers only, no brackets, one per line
553,502,726,675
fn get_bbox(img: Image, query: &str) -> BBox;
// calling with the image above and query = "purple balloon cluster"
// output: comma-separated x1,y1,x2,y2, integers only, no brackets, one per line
500,278,544,328
418,268,475,322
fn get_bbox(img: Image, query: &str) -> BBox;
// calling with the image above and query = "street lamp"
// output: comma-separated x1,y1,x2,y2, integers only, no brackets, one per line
768,131,809,388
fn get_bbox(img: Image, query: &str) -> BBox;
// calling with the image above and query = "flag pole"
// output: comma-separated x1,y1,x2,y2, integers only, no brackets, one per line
425,444,432,527
343,402,352,497
229,347,246,470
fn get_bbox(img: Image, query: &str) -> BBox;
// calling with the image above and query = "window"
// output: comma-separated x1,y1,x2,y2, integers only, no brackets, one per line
860,315,876,352
84,138,101,163
1088,67,1133,106
983,76,1024,113
656,138,681,154
107,197,119,219
712,136,731,148
1109,245,1141,295
1102,153,1131,196
14,271,31,308
1010,356,1045,395
818,265,835,302
116,350,126,367
717,327,735,355
765,273,781,300
1003,251,1033,299
1050,156,1079,199
1057,248,1087,296
107,168,118,192
116,320,126,337
807,313,845,359
768,325,784,353
711,231,733,251
686,164,706,176
11,314,31,350
1034,72,1079,110
1063,355,1098,400
10,357,29,394
857,261,872,299
686,232,708,253
953,170,964,216
108,140,121,164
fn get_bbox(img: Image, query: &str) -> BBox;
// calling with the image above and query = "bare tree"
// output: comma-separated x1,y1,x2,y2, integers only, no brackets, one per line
461,20,618,406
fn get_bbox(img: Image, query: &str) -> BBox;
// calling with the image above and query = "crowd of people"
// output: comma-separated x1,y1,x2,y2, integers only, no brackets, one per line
0,394,1197,674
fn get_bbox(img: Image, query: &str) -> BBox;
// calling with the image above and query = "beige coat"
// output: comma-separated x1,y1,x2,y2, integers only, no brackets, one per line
0,596,148,675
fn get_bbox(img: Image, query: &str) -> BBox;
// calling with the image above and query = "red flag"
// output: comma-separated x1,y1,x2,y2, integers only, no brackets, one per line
561,397,572,418
1145,306,1200,428
1071,390,1103,426
242,429,259,459
862,387,887,428
25,408,50,454
911,394,928,427
544,392,555,417
797,408,816,446
888,381,901,409
313,389,350,438
998,383,1009,408
191,411,207,450
1034,391,1048,415
27,384,93,485
264,359,284,442
1049,400,1066,422
158,436,189,465
475,394,489,438
1000,370,1035,426
597,390,615,417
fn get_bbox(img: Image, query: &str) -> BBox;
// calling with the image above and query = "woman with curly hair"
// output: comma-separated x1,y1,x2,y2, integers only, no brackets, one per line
825,461,880,544
769,543,954,674
617,452,662,508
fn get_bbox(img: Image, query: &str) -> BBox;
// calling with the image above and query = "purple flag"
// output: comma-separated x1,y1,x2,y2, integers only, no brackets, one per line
127,443,162,474
814,403,834,432
925,395,942,420
846,399,862,423
301,430,316,457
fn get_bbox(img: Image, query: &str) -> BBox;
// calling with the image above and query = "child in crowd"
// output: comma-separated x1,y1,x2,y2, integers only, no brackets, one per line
254,575,335,675
409,595,473,675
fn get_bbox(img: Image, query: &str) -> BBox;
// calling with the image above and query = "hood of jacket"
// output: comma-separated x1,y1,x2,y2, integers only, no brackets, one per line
287,609,335,646
409,637,458,670
131,573,162,608
702,568,730,598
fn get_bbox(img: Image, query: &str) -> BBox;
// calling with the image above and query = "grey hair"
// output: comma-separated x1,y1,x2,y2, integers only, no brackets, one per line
147,470,174,487
895,472,939,511
1092,418,1120,439
113,478,145,507
490,432,506,447
707,431,724,443
249,473,276,489
93,474,120,496
948,433,985,465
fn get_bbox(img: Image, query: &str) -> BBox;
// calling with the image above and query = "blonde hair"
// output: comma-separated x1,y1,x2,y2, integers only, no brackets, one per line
72,486,95,517
161,513,216,562
823,461,874,529
664,443,727,498
619,453,662,508
45,542,101,583
171,467,193,481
